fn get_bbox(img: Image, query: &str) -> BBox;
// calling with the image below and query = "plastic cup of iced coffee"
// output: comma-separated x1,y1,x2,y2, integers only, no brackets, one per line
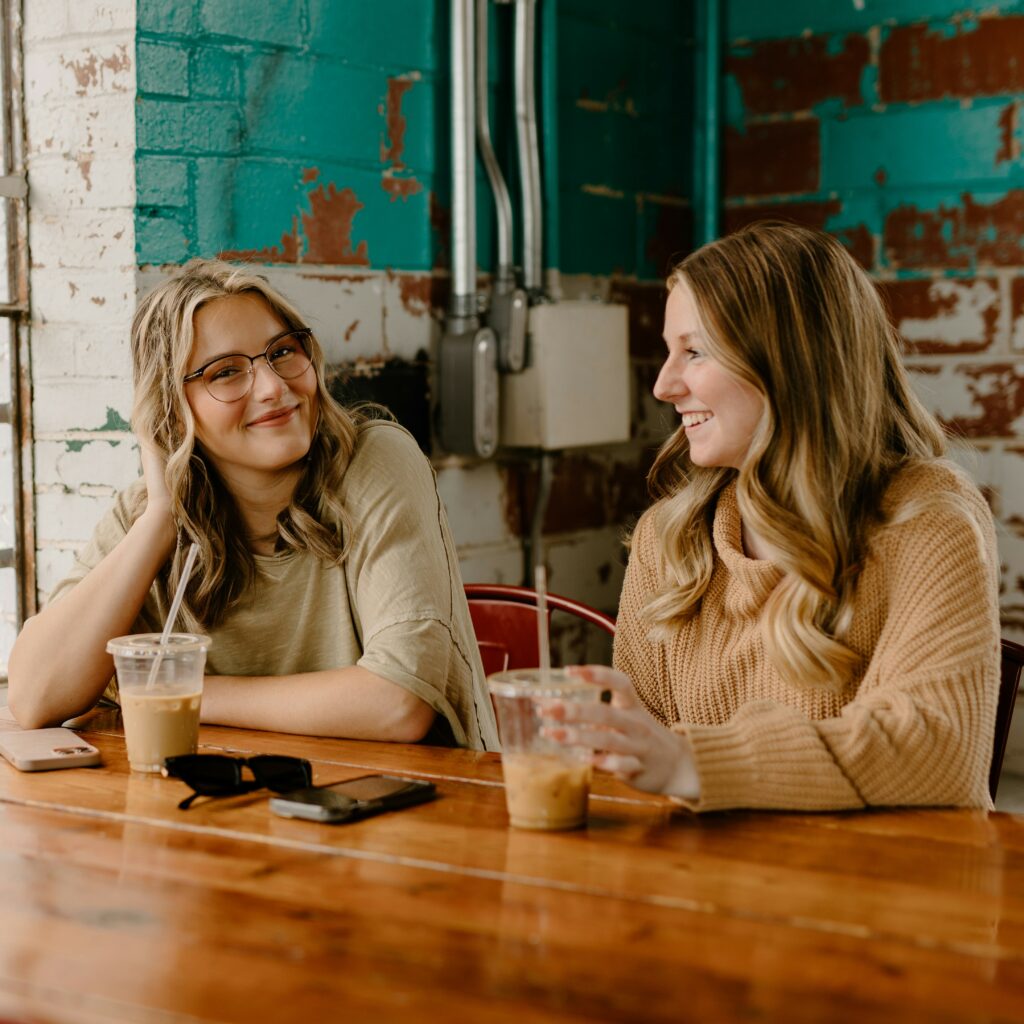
488,668,600,831
106,633,210,773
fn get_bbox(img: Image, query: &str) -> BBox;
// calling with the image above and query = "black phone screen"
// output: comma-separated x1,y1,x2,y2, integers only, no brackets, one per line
323,776,425,803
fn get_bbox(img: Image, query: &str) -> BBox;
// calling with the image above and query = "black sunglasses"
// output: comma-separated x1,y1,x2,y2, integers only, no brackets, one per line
162,753,312,810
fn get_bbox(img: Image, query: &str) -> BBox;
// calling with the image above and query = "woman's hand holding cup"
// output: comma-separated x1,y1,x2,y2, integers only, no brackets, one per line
543,666,701,800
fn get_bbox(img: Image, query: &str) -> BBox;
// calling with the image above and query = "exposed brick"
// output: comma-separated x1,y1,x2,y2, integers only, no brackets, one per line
931,363,1024,439
724,199,873,269
878,278,998,355
500,455,611,537
724,120,820,198
728,33,869,115
1009,277,1024,350
880,16,1024,103
884,191,1024,269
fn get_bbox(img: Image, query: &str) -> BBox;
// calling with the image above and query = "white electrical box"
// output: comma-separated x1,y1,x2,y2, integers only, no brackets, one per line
499,301,631,449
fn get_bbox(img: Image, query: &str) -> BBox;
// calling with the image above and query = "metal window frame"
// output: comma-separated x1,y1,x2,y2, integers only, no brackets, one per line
0,0,35,630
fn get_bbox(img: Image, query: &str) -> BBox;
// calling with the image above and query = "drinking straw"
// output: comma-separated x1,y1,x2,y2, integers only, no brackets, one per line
146,541,199,688
535,563,551,686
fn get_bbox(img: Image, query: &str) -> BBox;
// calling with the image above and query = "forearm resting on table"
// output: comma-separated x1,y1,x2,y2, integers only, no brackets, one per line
7,508,175,729
199,665,437,742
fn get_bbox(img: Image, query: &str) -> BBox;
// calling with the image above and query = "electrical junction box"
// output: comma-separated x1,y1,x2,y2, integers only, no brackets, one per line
499,301,631,450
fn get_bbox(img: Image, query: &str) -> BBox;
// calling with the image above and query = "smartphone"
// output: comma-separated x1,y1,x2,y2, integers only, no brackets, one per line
269,773,436,824
0,728,101,771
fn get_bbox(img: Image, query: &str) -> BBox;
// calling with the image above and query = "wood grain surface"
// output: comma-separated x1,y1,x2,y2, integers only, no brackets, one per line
0,713,1022,1023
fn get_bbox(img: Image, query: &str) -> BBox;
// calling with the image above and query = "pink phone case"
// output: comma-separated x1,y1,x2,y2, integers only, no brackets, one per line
0,728,101,771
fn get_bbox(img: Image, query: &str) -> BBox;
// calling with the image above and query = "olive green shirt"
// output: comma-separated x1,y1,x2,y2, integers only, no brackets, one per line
49,421,499,751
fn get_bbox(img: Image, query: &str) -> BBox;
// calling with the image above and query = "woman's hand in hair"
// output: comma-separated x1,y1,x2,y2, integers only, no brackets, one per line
139,438,173,518
543,665,700,800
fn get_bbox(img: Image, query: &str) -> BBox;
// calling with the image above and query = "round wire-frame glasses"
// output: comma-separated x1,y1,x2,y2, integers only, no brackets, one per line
182,327,314,403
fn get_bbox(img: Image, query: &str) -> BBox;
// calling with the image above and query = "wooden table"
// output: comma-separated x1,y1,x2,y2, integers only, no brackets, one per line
0,711,1023,1024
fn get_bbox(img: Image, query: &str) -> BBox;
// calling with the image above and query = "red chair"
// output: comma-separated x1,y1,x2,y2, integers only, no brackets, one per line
992,638,1024,799
464,583,616,675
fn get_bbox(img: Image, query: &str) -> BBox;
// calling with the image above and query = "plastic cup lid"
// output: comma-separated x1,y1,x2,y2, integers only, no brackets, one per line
106,633,211,657
486,668,596,700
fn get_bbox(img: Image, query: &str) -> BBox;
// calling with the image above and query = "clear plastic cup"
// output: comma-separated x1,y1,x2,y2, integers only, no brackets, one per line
488,668,600,831
106,633,210,773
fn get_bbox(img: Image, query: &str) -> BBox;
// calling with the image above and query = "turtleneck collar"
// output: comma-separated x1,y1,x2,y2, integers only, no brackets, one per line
712,482,783,614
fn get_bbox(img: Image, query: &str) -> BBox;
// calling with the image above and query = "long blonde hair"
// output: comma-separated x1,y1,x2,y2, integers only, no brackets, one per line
644,223,948,690
130,258,361,629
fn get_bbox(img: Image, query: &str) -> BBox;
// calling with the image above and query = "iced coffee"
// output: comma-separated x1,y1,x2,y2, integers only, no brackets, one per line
488,668,600,831
107,633,210,773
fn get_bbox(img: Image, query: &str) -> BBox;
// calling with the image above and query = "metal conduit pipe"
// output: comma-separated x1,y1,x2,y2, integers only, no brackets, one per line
476,0,514,285
514,0,543,296
450,0,478,322
694,0,721,246
440,0,499,457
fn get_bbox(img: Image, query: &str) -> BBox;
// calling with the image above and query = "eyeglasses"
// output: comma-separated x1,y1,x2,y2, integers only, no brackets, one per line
182,328,314,403
162,753,312,810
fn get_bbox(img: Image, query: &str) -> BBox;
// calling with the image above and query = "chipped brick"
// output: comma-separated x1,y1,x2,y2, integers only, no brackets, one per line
724,120,820,198
885,191,1024,269
878,278,998,354
728,33,869,116
937,363,1024,439
881,17,1024,103
724,200,873,269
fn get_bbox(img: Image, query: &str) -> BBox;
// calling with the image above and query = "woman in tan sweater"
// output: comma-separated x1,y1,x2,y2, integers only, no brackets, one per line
547,223,1001,811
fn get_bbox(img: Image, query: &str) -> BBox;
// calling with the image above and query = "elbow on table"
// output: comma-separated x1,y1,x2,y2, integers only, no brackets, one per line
388,694,437,743
6,673,66,730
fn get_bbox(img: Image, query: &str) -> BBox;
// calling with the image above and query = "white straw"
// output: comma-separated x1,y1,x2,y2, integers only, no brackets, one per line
535,563,551,685
146,541,199,688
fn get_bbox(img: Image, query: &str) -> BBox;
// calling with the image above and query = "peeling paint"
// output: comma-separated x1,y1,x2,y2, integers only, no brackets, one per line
880,17,1024,103
885,191,1024,269
380,75,423,203
939,363,1024,438
397,274,433,318
302,184,369,265
220,216,300,263
301,167,319,184
725,200,872,268
61,45,131,97
219,182,369,266
728,33,869,115
879,278,998,354
77,154,94,190
997,101,1020,164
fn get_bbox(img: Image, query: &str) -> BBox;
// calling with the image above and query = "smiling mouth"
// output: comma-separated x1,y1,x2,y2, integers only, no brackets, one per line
248,406,298,427
681,411,713,429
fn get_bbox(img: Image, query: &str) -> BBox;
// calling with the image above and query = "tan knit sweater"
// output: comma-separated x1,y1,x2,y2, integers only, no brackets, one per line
613,461,1001,812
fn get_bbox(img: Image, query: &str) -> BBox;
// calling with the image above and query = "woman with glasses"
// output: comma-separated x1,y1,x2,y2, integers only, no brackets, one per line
9,259,499,751
545,223,1000,811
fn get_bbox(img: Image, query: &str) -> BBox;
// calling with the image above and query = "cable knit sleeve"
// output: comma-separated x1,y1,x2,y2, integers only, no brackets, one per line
612,509,676,726
679,475,1001,812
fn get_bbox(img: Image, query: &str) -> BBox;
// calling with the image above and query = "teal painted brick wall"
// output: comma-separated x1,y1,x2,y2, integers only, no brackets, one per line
725,0,1024,276
135,0,689,280
727,1,1024,640
135,0,441,269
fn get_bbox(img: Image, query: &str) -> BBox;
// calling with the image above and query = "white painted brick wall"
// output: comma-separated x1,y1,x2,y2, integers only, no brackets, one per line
25,0,137,600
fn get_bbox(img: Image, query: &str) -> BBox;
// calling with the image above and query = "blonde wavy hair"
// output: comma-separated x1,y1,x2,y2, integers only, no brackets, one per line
129,258,361,630
644,222,951,691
